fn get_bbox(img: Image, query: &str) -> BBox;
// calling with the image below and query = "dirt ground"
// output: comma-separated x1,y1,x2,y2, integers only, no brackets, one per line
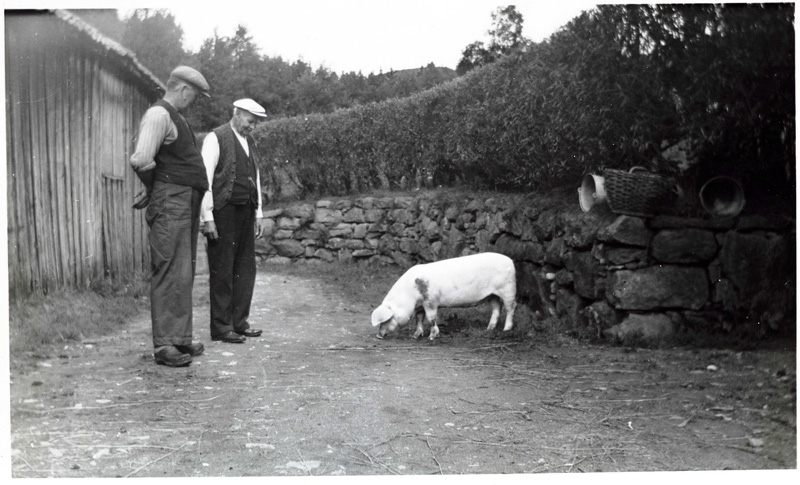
7,268,798,479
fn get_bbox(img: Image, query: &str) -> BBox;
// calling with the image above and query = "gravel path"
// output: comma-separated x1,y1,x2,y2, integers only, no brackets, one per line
8,270,797,479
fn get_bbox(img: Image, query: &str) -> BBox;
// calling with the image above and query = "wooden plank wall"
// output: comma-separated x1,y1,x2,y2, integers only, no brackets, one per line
5,13,154,299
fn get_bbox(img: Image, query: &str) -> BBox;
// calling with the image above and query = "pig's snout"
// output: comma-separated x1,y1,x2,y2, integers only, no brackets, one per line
377,320,397,339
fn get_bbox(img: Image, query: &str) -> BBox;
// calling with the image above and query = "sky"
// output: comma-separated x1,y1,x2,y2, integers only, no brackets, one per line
158,0,598,74
8,0,597,75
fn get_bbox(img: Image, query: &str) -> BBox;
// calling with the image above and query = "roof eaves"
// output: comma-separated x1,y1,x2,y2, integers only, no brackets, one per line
52,9,166,98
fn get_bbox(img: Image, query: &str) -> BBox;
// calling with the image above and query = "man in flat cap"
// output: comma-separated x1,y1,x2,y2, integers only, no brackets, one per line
200,98,268,343
130,65,211,367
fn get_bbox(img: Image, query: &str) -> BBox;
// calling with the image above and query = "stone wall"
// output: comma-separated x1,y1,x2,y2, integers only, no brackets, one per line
255,191,795,343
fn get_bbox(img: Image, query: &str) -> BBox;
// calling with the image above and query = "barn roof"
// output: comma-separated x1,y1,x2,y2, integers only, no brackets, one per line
51,9,166,99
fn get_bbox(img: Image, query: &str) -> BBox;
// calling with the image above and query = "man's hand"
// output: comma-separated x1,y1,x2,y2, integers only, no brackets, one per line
132,169,155,209
203,221,219,240
132,189,151,210
255,219,266,240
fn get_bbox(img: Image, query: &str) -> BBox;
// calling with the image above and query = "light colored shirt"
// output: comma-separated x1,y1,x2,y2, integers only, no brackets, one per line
200,122,263,223
130,105,178,172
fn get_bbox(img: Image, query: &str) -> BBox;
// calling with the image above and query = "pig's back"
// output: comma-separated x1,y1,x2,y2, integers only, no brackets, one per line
409,253,515,306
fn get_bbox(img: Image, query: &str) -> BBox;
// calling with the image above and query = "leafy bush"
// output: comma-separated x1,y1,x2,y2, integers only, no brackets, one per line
254,4,794,211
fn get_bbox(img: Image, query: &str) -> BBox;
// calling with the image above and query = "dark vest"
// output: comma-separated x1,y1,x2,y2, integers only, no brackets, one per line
152,100,208,190
211,123,259,210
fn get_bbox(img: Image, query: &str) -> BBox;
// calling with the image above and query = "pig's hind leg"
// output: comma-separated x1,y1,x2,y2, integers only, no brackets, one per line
486,296,502,331
500,284,517,331
502,297,516,331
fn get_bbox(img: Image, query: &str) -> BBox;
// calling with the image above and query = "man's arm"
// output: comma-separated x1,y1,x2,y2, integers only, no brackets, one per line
254,167,266,239
255,168,263,218
200,132,220,239
250,139,267,239
130,106,173,208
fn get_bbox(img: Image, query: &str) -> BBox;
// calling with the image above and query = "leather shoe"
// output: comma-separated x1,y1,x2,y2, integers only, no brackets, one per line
175,342,204,356
236,328,262,338
211,330,246,343
154,346,192,367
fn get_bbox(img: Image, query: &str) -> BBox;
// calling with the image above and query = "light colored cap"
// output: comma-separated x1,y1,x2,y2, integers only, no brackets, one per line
169,66,210,97
233,98,267,117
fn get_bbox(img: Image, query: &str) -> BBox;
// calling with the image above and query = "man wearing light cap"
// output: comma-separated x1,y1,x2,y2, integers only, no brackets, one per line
200,98,268,343
130,65,211,367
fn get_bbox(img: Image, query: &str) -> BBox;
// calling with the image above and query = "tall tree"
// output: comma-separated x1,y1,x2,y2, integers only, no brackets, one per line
487,6,526,56
191,25,275,130
457,5,528,75
456,41,493,75
68,9,125,43
121,9,188,82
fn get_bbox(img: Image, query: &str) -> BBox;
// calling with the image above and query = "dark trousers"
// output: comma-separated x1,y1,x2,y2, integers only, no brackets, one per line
145,182,202,347
207,203,256,338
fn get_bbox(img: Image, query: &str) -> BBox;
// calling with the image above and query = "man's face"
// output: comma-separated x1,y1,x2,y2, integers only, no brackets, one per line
233,110,259,136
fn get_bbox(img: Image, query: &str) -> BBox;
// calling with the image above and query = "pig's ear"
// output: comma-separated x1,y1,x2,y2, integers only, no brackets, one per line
371,304,393,327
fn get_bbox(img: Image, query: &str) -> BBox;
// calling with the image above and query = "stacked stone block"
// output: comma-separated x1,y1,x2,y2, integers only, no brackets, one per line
255,193,794,343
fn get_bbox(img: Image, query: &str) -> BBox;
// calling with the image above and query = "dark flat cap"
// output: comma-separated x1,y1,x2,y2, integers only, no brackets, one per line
169,66,210,97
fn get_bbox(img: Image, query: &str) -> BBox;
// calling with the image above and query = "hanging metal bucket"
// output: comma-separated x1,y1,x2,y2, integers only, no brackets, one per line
578,174,607,212
699,176,745,217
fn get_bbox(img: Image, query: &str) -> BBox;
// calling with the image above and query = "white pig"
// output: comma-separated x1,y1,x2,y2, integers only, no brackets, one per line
371,252,516,340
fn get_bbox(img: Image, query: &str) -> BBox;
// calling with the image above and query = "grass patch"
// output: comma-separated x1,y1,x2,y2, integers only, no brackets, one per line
438,305,575,345
8,274,150,357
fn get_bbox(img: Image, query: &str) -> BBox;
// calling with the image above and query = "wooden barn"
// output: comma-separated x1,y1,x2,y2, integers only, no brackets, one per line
4,9,165,298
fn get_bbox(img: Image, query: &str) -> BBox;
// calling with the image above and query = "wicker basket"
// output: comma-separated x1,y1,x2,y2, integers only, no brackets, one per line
602,167,674,217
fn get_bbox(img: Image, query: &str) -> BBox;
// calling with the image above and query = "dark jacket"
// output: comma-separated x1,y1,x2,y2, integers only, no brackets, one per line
211,123,259,211
153,99,208,190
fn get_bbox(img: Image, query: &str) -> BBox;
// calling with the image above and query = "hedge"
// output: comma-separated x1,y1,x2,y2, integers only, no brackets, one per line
253,4,795,211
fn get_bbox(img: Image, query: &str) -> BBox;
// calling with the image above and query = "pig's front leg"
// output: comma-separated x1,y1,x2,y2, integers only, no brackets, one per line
412,309,425,339
429,321,440,340
424,305,440,340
